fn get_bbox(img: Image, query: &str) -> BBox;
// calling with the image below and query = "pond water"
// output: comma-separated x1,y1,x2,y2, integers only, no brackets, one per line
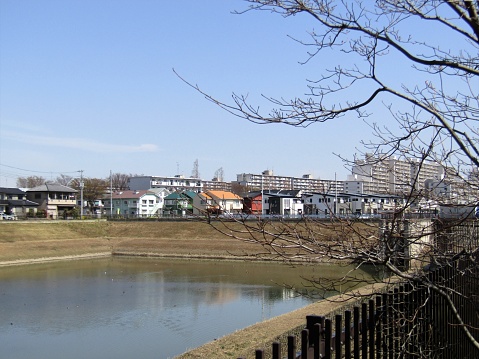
0,257,369,359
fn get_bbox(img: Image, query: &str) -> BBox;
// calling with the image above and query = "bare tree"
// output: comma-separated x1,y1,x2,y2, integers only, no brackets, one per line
181,1,479,355
16,176,46,188
109,172,130,191
55,174,74,186
213,167,224,182
191,159,200,178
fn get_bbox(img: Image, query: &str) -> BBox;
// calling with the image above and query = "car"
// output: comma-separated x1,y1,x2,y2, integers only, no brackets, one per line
1,213,17,220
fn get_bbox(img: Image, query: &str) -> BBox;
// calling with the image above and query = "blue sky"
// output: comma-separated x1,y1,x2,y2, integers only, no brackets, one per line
0,0,400,187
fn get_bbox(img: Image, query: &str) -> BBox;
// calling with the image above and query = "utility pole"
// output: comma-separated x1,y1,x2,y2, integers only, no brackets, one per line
79,170,84,220
110,170,113,218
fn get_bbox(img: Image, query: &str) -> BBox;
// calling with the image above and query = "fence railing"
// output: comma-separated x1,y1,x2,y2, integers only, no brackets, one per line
243,257,479,359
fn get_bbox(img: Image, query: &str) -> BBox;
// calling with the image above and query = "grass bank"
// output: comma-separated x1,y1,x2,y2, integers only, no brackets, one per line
0,220,268,265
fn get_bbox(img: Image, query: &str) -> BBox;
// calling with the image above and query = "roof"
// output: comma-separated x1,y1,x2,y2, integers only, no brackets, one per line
0,199,39,207
27,183,77,193
164,192,190,200
206,190,242,200
262,189,302,198
110,190,149,199
0,187,27,195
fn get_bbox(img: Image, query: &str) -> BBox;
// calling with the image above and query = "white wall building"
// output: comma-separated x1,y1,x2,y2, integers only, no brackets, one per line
103,189,168,217
347,154,444,195
236,170,342,193
129,175,203,193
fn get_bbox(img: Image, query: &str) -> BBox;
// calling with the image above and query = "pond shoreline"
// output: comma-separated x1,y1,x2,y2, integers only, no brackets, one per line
0,220,376,358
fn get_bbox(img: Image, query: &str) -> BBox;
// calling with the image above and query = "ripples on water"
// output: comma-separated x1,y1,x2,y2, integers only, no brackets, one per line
0,257,373,359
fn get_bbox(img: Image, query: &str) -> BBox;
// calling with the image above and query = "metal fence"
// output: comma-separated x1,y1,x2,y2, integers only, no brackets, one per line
246,258,479,359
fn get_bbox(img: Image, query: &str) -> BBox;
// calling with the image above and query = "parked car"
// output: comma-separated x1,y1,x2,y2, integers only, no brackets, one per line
1,212,17,220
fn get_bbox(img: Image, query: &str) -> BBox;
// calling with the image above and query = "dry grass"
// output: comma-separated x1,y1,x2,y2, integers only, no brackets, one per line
0,220,276,263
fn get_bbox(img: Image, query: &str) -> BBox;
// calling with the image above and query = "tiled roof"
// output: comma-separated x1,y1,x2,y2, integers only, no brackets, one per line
27,184,77,193
110,190,149,199
206,190,242,200
0,187,26,195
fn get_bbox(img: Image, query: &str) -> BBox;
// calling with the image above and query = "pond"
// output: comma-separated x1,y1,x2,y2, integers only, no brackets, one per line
0,257,371,359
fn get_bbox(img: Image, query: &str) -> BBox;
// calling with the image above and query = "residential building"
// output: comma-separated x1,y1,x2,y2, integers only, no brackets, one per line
202,179,232,192
264,190,304,216
164,191,196,215
347,153,444,195
103,189,166,217
235,170,342,193
26,184,77,219
302,192,404,217
192,190,243,215
129,175,203,192
243,191,263,214
0,187,38,218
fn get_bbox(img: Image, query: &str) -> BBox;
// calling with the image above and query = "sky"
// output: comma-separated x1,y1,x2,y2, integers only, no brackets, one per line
0,0,440,187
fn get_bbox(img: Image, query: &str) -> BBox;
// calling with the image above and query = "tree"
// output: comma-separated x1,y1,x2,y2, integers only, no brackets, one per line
16,176,46,188
213,167,224,182
191,159,200,178
109,172,130,191
182,1,479,355
70,177,108,215
55,174,74,186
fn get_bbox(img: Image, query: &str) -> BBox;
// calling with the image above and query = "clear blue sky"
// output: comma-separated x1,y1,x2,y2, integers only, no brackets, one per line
0,0,389,187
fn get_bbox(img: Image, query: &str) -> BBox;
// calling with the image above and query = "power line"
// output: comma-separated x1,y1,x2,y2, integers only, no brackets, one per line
0,163,81,175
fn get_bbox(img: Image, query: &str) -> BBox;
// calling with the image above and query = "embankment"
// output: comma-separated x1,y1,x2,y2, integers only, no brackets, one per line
0,220,267,265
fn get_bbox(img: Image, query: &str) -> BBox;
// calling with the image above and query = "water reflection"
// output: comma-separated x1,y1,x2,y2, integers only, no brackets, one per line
0,257,367,359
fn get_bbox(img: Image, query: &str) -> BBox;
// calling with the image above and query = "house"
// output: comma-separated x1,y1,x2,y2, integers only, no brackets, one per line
243,191,263,214
103,189,166,217
0,187,39,218
164,191,196,216
262,190,304,216
302,192,352,217
26,184,77,219
192,190,243,215
302,192,404,217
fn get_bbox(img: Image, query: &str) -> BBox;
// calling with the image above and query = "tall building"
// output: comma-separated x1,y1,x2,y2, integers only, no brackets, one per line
129,175,203,192
346,154,444,195
235,170,343,193
128,175,231,193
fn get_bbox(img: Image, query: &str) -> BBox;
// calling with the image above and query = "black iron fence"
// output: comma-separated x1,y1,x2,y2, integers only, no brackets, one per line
244,256,479,359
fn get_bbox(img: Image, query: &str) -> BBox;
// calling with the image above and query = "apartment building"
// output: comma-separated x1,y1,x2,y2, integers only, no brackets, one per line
235,170,343,193
346,154,444,195
129,175,203,192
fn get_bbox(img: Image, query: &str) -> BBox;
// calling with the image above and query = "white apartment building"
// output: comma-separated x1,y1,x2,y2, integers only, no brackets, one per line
236,170,343,193
347,154,444,195
129,175,203,192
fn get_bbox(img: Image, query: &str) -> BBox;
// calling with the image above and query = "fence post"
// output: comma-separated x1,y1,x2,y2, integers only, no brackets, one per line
362,303,368,359
255,349,264,359
375,296,382,359
345,310,352,359
325,318,332,359
306,315,323,348
354,306,360,359
287,336,296,359
335,314,342,359
301,329,309,359
272,342,280,359
369,299,375,359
